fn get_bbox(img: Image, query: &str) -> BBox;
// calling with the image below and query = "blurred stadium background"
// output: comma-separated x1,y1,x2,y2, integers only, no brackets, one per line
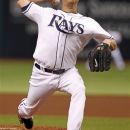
0,0,130,59
0,0,130,60
0,0,130,130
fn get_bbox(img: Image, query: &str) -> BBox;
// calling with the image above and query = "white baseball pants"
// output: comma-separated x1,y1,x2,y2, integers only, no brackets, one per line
18,63,86,130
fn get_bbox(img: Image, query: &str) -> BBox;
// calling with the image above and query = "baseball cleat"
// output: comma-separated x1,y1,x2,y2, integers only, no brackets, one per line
18,114,33,129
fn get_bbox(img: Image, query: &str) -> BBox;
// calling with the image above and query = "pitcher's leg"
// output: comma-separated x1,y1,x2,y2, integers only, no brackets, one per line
18,98,37,119
18,83,55,119
58,67,86,130
67,88,86,130
18,65,58,123
18,88,46,119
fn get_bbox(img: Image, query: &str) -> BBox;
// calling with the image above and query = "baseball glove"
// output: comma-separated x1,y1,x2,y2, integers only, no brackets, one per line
88,43,112,72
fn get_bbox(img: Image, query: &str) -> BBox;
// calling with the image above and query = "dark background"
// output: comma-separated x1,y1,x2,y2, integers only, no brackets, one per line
0,0,130,59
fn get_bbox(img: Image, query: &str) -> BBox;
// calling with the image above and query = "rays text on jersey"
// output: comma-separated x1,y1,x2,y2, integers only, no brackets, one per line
48,14,84,34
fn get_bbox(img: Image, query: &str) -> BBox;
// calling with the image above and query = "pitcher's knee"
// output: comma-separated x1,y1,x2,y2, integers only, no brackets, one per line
18,98,33,118
79,89,86,102
73,88,86,102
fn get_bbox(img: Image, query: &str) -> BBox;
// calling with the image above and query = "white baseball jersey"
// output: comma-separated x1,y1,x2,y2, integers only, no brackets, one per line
22,2,112,70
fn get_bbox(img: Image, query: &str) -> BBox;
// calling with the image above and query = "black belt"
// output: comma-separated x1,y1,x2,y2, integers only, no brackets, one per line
35,63,66,74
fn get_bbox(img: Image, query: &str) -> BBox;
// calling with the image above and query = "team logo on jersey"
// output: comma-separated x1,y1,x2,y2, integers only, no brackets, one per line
48,14,84,34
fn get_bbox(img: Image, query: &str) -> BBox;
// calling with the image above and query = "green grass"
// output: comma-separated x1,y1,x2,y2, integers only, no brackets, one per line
0,115,130,130
76,61,130,96
0,59,32,93
0,59,130,95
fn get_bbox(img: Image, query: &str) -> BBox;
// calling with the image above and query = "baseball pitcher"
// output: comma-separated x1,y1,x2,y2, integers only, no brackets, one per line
17,0,117,130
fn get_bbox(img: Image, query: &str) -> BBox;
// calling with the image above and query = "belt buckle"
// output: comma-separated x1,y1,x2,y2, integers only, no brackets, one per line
40,65,45,72
42,67,45,72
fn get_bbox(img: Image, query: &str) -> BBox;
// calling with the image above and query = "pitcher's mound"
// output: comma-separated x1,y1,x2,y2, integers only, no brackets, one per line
0,125,66,130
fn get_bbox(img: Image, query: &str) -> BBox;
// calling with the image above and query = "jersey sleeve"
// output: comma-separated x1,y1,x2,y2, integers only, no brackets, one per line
21,2,43,23
84,18,113,43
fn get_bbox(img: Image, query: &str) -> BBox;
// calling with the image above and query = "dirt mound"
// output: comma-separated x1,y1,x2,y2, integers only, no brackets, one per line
0,125,66,130
0,94,130,117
